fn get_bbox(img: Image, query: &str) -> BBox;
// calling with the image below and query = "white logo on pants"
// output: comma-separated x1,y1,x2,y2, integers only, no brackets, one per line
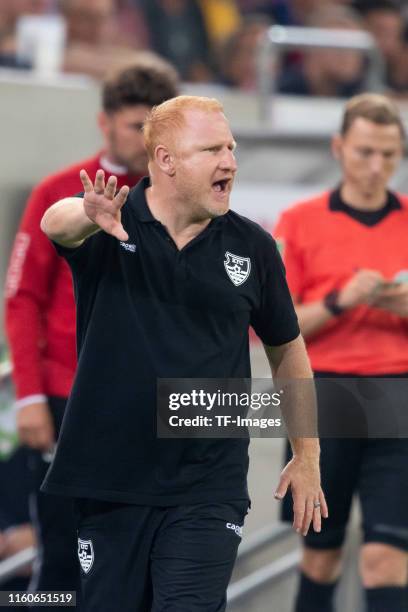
226,522,243,538
78,538,94,574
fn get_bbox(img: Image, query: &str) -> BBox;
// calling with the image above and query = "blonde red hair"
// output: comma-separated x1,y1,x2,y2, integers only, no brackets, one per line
143,95,224,160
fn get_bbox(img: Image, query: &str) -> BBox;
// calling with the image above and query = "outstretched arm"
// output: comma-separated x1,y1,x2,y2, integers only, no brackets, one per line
40,169,129,248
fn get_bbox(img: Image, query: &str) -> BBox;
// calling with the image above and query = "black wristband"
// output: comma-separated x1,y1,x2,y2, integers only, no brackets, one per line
323,289,345,316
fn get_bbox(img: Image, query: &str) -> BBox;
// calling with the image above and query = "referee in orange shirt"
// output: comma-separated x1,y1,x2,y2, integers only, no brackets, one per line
275,93,408,612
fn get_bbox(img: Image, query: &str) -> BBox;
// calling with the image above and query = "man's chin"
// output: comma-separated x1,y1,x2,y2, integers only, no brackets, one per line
207,208,228,220
360,182,385,197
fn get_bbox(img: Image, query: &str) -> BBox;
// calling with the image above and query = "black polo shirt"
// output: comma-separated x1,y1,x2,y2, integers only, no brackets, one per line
42,177,299,505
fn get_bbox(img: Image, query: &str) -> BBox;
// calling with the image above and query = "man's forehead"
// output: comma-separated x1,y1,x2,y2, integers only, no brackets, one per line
348,117,401,135
182,108,233,138
344,119,402,148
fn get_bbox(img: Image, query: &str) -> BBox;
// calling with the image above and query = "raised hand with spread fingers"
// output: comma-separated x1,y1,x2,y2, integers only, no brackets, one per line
40,169,130,248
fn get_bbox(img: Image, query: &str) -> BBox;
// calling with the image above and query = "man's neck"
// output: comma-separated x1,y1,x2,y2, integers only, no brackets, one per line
340,183,388,212
145,185,211,250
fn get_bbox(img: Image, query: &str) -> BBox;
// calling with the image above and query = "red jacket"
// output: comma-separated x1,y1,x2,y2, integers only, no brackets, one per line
5,154,141,401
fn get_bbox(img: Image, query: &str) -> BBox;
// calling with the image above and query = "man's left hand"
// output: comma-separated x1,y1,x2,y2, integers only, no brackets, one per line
372,282,408,317
274,455,328,536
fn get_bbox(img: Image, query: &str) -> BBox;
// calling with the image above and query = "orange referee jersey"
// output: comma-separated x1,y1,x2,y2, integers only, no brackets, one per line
274,190,408,375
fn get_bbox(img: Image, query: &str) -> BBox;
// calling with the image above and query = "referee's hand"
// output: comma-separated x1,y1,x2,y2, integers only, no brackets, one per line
80,169,129,242
274,455,328,536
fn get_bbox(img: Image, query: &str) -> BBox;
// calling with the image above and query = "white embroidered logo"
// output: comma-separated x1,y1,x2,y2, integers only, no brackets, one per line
78,538,94,574
224,252,251,286
226,522,243,538
120,242,136,253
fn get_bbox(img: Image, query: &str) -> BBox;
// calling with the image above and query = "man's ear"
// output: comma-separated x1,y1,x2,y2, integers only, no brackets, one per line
155,145,176,176
331,133,343,160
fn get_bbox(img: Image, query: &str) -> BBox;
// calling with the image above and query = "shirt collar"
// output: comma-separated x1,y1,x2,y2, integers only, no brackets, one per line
329,186,402,213
128,176,156,222
99,154,129,176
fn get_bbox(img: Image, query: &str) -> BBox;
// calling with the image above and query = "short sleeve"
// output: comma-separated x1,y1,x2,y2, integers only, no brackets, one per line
51,229,110,283
250,236,300,346
52,236,94,263
273,211,305,301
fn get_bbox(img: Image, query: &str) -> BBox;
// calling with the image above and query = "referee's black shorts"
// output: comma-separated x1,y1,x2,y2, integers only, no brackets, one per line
75,498,249,612
282,437,408,551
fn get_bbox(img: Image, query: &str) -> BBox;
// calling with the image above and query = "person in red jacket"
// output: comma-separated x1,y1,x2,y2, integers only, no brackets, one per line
275,93,408,612
4,53,179,603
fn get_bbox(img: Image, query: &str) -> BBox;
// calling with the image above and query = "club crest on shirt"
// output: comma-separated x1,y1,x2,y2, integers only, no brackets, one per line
224,252,251,286
78,538,94,574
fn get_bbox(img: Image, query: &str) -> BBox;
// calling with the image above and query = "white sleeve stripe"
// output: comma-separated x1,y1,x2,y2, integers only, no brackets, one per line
15,394,47,410
5,232,31,298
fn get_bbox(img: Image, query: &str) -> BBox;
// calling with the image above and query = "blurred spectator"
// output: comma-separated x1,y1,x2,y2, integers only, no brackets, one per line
115,0,149,49
237,0,354,24
278,4,366,97
288,0,354,25
218,15,272,90
137,0,212,81
0,0,51,30
198,0,242,46
355,0,408,93
0,0,51,69
60,0,145,79
237,0,288,21
59,0,125,46
0,27,31,69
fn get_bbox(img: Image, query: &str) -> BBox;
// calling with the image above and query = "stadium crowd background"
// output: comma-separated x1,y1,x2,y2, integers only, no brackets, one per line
0,0,408,93
1,1,408,611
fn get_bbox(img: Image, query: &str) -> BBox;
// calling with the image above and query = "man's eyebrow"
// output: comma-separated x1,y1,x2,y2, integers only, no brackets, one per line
197,139,237,151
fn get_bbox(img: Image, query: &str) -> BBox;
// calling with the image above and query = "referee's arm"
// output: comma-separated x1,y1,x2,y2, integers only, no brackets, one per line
264,336,328,535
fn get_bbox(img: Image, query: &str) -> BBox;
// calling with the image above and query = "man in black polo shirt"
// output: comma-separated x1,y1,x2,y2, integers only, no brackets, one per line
40,95,327,612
